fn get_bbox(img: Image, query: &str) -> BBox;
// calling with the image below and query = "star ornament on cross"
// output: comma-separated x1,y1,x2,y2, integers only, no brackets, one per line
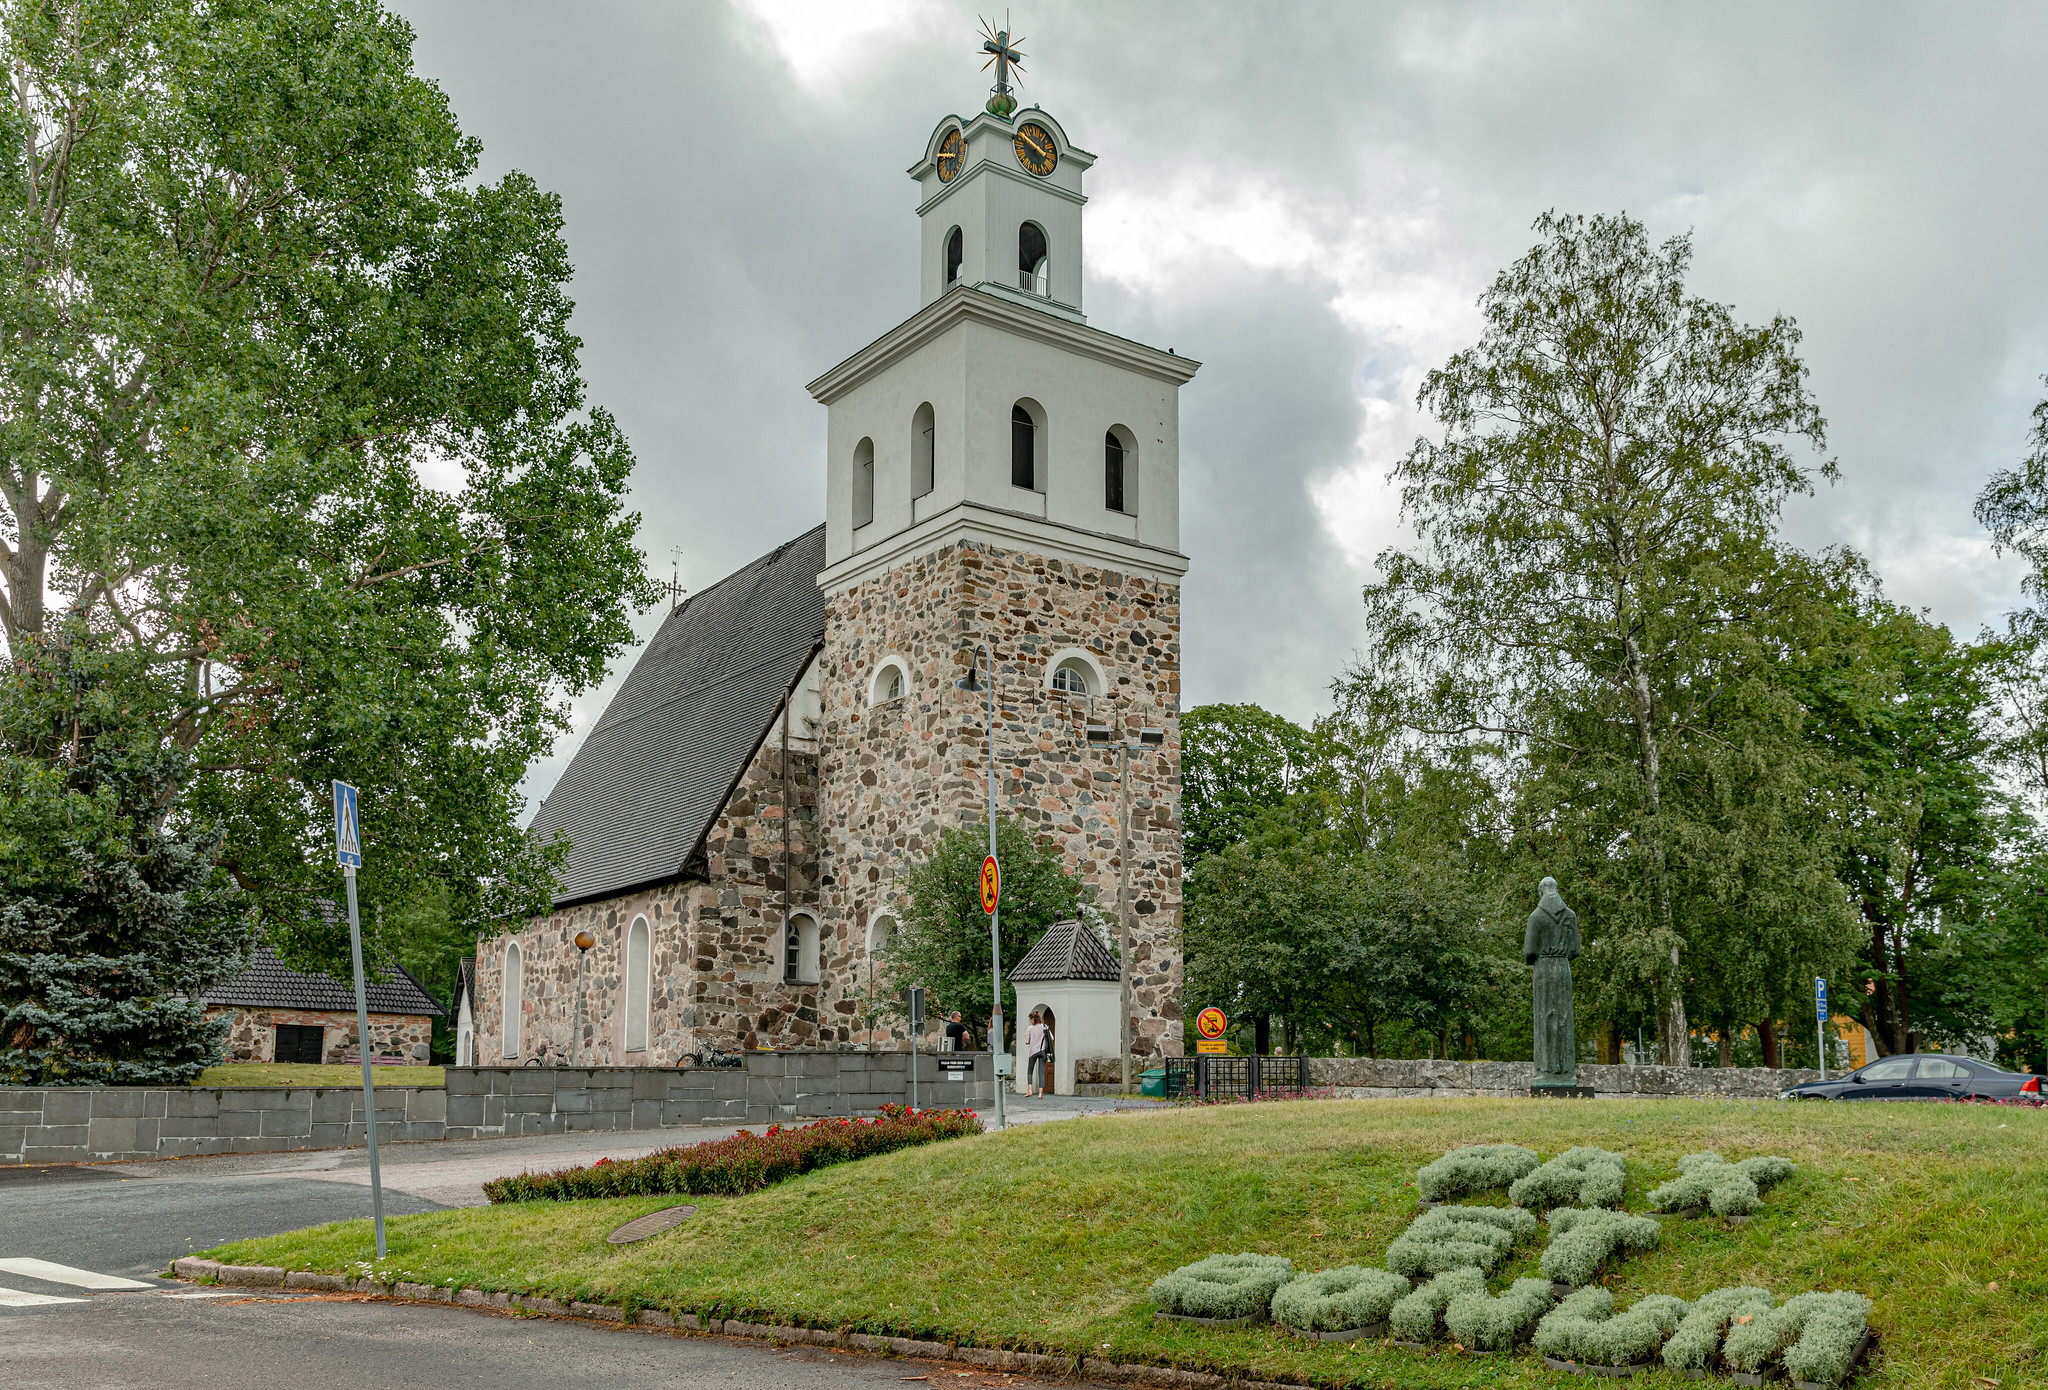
979,15,1025,116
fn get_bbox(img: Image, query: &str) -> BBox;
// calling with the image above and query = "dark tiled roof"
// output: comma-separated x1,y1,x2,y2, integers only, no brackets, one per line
528,526,828,906
1010,919,1121,982
202,947,444,1017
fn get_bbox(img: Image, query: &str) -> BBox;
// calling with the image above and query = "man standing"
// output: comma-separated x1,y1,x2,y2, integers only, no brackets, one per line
944,1011,969,1052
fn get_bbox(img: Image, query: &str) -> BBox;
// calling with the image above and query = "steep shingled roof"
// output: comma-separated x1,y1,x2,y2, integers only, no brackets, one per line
202,947,444,1017
1009,919,1121,983
528,526,827,906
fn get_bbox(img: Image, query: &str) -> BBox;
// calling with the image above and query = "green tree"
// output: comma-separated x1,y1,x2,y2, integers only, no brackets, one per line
1182,703,1329,863
0,0,650,997
889,817,1090,1044
0,635,251,1083
1354,211,1833,1066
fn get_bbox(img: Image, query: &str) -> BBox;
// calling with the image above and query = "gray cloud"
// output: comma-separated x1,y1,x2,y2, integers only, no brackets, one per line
387,1,2048,809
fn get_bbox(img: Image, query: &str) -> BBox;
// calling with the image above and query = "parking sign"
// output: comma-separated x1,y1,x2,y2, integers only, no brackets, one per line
333,781,362,870
1815,976,1827,1022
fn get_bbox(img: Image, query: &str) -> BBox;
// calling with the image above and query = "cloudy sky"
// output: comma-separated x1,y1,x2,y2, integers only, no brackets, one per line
387,1,2048,811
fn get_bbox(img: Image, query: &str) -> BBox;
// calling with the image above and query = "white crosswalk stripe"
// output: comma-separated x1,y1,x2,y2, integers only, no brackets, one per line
0,1257,156,1291
0,1288,86,1307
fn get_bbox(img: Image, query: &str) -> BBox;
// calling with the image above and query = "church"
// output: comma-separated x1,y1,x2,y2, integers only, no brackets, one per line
472,52,1197,1076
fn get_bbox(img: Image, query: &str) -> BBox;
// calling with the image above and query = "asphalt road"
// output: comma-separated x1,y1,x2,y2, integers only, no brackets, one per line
0,1096,1152,1387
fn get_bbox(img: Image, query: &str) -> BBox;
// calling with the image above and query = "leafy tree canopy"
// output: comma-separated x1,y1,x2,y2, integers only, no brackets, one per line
1182,703,1330,863
0,0,652,1001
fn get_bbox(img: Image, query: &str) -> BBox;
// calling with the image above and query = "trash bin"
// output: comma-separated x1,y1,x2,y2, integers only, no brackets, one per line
1140,1067,1168,1098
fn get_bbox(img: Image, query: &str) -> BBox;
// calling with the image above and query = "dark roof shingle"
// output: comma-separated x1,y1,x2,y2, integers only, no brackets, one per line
1009,920,1121,983
528,526,828,906
202,947,444,1017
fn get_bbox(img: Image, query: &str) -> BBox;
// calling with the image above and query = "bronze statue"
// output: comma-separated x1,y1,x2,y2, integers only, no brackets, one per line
1524,876,1581,1088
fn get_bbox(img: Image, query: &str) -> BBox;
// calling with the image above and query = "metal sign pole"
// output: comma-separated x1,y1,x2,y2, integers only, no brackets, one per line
1815,977,1828,1082
334,782,385,1261
983,648,1006,1132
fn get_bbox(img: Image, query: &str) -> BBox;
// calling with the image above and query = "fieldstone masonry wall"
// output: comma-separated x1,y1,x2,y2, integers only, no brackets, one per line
476,740,823,1065
1071,1055,1821,1098
818,539,1184,1058
208,1007,432,1064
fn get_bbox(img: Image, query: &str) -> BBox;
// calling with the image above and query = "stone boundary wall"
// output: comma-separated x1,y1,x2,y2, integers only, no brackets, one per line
1071,1056,1821,1099
2,1050,996,1164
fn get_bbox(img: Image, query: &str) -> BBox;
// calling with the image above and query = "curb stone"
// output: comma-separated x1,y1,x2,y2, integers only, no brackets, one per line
162,1269,1391,1388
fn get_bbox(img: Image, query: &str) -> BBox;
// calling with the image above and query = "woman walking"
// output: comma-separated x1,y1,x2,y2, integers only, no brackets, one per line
1024,1008,1052,1097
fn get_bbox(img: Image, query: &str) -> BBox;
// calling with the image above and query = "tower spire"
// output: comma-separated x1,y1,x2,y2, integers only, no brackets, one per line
979,14,1025,118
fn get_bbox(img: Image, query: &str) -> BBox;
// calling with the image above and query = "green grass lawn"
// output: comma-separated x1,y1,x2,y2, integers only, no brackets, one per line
202,1097,2045,1388
191,1063,444,1088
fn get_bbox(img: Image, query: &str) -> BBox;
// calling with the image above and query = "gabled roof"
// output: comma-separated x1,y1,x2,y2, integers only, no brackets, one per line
203,947,444,1017
1009,919,1120,983
528,526,828,907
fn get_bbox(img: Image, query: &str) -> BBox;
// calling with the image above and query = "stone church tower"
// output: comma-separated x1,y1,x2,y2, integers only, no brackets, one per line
472,74,1195,1074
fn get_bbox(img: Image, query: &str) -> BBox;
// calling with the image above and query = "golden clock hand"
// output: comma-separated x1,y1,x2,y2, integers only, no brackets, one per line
1022,133,1052,157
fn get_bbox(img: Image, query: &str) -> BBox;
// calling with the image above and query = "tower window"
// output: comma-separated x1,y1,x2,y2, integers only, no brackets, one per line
784,913,820,984
869,655,911,707
1018,222,1048,296
852,436,875,528
912,402,935,498
945,226,963,286
1105,431,1126,512
1052,661,1091,696
1011,404,1037,490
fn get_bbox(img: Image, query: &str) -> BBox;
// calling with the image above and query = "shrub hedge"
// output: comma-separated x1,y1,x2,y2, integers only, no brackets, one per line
479,1105,981,1203
1539,1206,1662,1286
1510,1145,1627,1210
1384,1203,1539,1277
1534,1286,1691,1366
1270,1266,1409,1333
1648,1151,1795,1218
1148,1253,1295,1321
1444,1276,1557,1351
1415,1143,1540,1202
1661,1285,1777,1372
1389,1267,1487,1342
1722,1290,1873,1381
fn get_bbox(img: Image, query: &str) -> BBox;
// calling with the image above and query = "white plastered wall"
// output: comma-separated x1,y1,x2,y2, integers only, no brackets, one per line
1011,979,1121,1095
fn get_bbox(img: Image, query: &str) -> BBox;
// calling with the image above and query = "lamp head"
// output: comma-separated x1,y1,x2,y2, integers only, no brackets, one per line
1138,727,1166,746
1086,725,1114,744
574,930,595,952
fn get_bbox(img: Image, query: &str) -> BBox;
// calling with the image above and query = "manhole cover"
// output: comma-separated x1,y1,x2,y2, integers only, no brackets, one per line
606,1204,698,1244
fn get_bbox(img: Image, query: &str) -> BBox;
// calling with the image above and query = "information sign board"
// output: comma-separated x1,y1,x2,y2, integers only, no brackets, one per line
1195,1039,1228,1055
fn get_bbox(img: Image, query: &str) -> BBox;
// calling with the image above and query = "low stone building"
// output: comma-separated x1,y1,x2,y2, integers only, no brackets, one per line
475,78,1192,1069
204,947,444,1065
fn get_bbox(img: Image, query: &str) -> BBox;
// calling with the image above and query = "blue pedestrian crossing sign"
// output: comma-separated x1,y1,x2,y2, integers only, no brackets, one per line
333,781,362,870
1815,976,1827,1022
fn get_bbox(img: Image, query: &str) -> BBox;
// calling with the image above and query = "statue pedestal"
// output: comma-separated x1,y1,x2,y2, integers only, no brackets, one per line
1529,1084,1596,1099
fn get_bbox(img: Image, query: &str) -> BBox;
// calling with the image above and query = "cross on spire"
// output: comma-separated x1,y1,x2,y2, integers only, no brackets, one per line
979,14,1025,117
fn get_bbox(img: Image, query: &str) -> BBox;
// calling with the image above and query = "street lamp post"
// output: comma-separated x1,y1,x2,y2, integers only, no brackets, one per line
956,643,1006,1131
572,930,595,1066
1088,722,1166,1095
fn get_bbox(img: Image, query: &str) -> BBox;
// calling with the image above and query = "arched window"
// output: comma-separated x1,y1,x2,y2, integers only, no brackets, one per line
1104,426,1136,514
912,403,935,498
1019,222,1048,296
1044,647,1106,699
624,916,651,1053
944,226,963,286
500,941,522,1059
1011,402,1041,491
784,912,820,984
852,437,875,528
867,914,896,956
868,655,910,707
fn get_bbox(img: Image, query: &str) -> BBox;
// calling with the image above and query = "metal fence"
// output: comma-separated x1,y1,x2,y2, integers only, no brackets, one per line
1163,1054,1306,1100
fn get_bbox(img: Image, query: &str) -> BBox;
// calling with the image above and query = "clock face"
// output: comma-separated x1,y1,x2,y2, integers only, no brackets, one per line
935,127,963,183
1012,121,1057,177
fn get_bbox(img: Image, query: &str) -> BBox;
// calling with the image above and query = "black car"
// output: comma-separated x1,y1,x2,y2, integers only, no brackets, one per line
1780,1051,2044,1101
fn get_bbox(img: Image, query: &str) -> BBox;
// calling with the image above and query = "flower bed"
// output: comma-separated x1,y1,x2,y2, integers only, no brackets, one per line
1540,1206,1662,1286
1270,1265,1408,1335
1648,1151,1795,1218
1534,1286,1690,1368
1148,1253,1294,1322
1443,1275,1556,1351
1384,1203,1538,1277
1662,1285,1777,1373
1415,1143,1540,1202
1510,1145,1627,1209
480,1105,982,1203
1723,1291,1873,1384
1389,1267,1486,1343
